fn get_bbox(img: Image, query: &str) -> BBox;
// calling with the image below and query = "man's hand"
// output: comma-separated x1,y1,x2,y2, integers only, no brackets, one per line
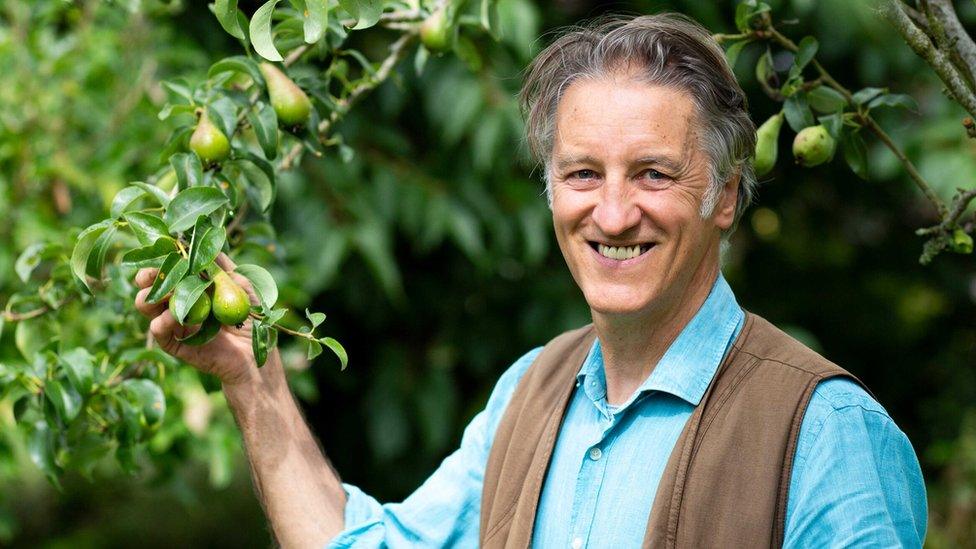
133,254,263,387
134,253,346,547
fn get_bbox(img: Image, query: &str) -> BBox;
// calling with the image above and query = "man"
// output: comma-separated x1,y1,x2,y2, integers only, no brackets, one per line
134,13,927,548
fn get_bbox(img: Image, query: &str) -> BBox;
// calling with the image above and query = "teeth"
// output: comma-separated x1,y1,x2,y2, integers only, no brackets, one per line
598,244,644,260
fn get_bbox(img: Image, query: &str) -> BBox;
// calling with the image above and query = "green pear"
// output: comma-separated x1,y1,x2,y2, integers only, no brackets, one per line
420,6,454,53
792,125,836,167
950,228,973,254
211,270,251,326
258,63,312,127
169,291,211,326
752,112,784,177
189,111,230,165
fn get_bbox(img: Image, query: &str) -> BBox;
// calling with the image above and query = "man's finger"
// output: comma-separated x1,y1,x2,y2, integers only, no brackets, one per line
215,253,237,271
134,268,159,289
135,287,167,319
149,309,179,349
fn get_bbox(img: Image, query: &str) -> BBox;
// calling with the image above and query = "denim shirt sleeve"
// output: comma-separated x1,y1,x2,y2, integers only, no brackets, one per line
326,347,542,548
784,378,928,548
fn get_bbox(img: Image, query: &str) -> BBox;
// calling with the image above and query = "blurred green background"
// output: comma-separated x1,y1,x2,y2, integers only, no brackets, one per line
1,0,974,546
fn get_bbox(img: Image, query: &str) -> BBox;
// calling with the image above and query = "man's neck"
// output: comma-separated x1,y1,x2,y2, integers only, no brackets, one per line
593,264,719,406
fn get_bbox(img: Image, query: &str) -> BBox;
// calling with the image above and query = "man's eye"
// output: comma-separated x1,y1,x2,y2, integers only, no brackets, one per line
641,169,669,181
572,169,597,180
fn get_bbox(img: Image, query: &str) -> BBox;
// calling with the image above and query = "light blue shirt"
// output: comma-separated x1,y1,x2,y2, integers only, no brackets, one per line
328,274,927,548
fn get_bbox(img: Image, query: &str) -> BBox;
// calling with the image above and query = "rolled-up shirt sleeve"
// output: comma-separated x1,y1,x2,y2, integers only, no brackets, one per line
784,378,928,548
326,347,541,548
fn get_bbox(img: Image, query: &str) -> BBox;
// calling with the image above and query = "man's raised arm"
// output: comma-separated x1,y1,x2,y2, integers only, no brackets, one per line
133,259,345,548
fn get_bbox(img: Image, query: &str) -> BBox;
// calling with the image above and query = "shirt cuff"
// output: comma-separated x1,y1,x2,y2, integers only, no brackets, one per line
325,483,385,549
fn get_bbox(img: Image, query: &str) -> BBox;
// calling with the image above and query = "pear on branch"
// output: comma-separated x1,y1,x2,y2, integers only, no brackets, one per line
752,111,784,177
792,124,836,167
189,111,230,165
258,62,312,128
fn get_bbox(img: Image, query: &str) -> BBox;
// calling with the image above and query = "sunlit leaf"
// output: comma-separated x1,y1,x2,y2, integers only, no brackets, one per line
250,0,283,61
164,187,229,233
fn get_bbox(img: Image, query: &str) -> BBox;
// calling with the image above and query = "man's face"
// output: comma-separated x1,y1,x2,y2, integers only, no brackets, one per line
549,75,738,319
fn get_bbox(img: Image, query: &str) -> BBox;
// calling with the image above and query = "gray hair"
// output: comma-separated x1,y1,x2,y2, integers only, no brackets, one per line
521,13,758,238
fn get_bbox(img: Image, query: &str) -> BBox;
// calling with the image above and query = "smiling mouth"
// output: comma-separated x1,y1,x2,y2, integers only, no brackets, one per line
588,241,655,260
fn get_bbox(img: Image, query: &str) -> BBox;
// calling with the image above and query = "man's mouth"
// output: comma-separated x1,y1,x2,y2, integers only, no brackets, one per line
588,241,655,261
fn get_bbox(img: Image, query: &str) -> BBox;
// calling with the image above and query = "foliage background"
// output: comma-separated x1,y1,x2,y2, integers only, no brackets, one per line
0,0,974,546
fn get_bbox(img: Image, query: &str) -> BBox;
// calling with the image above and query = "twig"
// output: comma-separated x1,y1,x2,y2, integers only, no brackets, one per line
280,32,417,170
880,0,976,117
765,26,948,217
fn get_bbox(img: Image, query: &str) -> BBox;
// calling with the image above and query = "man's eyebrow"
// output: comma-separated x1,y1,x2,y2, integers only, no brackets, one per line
633,155,683,172
552,155,600,171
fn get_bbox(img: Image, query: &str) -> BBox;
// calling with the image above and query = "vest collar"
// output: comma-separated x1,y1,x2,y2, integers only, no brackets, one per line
576,272,744,408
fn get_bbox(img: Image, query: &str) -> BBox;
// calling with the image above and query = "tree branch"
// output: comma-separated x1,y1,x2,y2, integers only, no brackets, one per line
280,32,417,170
880,0,976,118
924,0,976,93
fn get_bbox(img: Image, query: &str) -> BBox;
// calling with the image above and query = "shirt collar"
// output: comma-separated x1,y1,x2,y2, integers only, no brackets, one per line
576,272,744,408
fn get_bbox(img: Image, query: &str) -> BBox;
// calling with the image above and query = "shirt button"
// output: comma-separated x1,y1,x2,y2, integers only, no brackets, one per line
571,537,583,549
588,447,602,461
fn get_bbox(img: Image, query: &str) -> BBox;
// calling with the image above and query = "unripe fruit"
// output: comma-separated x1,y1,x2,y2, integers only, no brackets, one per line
258,62,312,128
420,7,453,53
951,228,973,254
189,112,230,165
170,291,212,326
752,112,784,177
211,271,251,326
792,124,836,167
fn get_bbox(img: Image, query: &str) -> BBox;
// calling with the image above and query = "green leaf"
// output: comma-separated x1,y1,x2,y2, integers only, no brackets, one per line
252,320,272,367
734,0,754,32
130,181,172,207
304,0,328,43
207,96,239,140
110,187,146,219
164,187,229,233
162,79,194,103
305,308,326,329
249,102,279,160
807,85,848,113
28,421,61,489
59,348,95,396
44,378,82,423
177,314,222,346
320,337,347,370
187,217,226,275
86,226,117,285
852,87,886,106
120,238,178,268
234,154,276,212
250,0,283,62
867,93,919,112
233,264,278,310
170,152,204,190
338,0,382,29
208,56,265,88
783,93,815,132
817,112,843,140
158,103,197,121
755,47,774,89
15,318,55,363
70,221,111,293
121,378,166,426
213,0,246,41
170,275,212,325
789,36,818,78
15,243,51,283
123,212,171,245
307,339,323,360
843,131,869,180
146,254,190,304
725,39,751,70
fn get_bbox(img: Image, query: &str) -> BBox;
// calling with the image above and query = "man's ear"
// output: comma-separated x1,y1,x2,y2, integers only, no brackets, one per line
714,170,740,231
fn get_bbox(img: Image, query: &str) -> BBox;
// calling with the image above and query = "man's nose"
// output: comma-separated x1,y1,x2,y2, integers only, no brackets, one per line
591,178,641,236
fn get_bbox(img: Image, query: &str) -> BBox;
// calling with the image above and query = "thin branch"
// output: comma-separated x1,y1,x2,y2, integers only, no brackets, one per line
280,32,417,170
925,0,976,92
767,26,948,217
880,0,976,117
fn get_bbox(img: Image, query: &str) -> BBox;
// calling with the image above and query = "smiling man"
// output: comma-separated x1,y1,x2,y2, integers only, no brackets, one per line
135,12,928,549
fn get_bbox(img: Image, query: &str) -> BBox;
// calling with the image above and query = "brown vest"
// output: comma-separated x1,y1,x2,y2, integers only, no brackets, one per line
480,311,871,548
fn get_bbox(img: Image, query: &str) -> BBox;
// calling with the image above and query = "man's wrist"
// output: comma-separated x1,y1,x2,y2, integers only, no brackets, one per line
222,349,289,411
